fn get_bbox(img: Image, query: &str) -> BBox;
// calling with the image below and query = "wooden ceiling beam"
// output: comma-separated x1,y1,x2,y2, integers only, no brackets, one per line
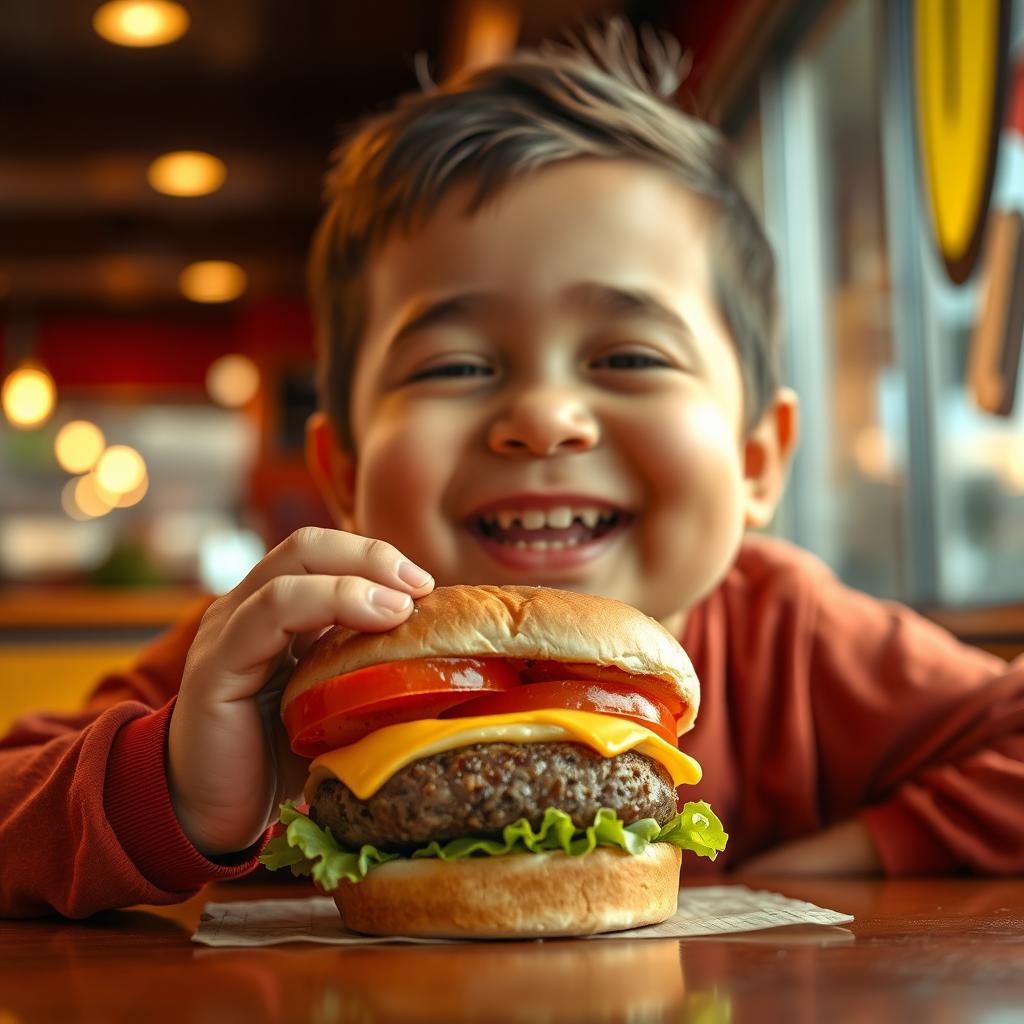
0,67,407,155
0,211,316,261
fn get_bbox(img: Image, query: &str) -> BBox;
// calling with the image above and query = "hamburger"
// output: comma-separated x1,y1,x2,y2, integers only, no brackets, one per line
260,584,726,938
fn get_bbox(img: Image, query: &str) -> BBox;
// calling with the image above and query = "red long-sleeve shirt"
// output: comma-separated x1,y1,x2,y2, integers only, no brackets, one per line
2,536,1022,916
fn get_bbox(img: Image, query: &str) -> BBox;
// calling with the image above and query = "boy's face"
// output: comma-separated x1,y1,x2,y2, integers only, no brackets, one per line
312,159,794,631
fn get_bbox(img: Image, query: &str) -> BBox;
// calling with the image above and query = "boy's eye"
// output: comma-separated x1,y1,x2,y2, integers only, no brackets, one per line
592,351,672,370
409,362,493,382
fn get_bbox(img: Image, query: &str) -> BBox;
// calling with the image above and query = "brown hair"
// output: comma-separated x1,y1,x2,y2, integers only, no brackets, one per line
309,21,779,451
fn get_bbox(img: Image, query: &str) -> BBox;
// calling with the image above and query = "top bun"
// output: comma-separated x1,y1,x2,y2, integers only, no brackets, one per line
283,585,699,735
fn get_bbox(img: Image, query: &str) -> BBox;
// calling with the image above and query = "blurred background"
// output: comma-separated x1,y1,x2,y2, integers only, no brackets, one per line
2,0,1023,726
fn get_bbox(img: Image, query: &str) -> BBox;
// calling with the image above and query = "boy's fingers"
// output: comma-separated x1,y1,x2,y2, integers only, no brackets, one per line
218,573,418,680
230,527,433,607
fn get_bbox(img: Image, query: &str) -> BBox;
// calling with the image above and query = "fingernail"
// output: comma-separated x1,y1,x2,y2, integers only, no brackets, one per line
397,561,433,588
369,586,413,613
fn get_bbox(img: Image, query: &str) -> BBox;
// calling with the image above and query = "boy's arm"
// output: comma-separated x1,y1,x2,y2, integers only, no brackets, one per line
0,600,258,918
0,698,261,917
806,570,1024,876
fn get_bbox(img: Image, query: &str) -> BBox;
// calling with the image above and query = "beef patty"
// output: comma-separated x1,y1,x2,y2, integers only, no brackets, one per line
309,742,678,851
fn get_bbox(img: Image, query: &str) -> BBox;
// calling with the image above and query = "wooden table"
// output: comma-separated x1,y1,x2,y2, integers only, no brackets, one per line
1,877,1022,1023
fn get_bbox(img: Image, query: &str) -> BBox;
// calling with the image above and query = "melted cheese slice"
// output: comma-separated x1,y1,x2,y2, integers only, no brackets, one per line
306,709,702,801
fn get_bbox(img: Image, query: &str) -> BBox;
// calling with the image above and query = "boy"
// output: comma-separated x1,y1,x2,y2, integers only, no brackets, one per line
2,27,1022,917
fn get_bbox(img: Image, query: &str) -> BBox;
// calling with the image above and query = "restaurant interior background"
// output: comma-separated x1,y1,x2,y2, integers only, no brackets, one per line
2,0,1023,730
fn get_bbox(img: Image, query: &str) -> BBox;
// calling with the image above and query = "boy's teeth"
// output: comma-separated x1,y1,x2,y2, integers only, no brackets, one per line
507,536,581,551
545,505,574,529
482,505,613,531
516,538,574,550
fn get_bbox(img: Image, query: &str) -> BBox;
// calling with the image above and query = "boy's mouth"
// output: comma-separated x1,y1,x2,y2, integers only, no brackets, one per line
468,502,631,555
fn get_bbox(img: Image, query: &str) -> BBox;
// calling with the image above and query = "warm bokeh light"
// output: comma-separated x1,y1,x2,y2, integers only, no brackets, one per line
69,474,115,519
147,151,227,197
113,472,149,508
60,478,92,521
996,441,1024,496
1,365,56,430
206,354,260,408
55,420,106,474
95,444,147,495
853,425,895,482
179,261,248,303
60,477,91,521
93,1,190,48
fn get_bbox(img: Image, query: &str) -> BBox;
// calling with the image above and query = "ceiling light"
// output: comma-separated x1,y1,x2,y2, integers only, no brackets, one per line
2,365,56,430
147,151,227,197
179,260,248,303
206,354,260,407
93,1,190,48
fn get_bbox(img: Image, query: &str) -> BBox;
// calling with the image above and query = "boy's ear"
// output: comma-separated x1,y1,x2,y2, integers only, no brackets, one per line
305,411,357,530
742,387,800,529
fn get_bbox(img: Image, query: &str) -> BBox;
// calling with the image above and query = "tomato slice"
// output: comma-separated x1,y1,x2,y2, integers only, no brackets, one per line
439,679,679,746
286,657,522,756
519,660,686,718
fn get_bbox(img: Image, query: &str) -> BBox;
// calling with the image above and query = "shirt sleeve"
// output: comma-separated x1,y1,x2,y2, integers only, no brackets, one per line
0,598,267,918
805,569,1024,875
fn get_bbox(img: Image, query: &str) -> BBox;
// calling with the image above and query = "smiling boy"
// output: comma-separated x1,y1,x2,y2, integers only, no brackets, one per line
316,158,776,631
2,27,1023,917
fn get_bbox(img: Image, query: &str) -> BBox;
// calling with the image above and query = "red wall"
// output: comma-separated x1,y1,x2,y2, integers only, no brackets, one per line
10,299,314,392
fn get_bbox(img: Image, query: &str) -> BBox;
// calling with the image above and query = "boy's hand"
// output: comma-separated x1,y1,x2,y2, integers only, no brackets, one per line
733,818,882,877
167,527,434,857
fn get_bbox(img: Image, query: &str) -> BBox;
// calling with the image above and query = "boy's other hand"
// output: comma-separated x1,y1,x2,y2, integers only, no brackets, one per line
167,527,434,857
732,817,882,877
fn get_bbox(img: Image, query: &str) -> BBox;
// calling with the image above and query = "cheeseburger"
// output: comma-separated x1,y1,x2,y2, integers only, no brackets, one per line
261,585,726,938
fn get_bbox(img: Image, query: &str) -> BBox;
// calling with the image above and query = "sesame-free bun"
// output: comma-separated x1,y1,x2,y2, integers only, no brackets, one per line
333,843,683,938
284,584,699,735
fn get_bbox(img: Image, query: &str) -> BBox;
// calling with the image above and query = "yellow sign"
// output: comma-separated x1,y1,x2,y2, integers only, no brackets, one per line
914,0,1008,283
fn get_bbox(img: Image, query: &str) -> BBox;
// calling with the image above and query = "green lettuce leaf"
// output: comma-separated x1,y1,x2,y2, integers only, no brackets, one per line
658,800,729,859
259,800,728,890
260,803,400,889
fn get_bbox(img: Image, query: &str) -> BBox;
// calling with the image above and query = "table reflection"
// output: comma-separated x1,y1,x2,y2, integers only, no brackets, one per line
195,940,690,1024
3,879,1021,1024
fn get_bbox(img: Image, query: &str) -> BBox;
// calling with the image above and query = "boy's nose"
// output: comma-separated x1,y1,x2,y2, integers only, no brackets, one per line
487,390,600,457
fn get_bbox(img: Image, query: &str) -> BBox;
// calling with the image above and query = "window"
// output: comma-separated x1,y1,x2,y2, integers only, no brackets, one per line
764,0,906,598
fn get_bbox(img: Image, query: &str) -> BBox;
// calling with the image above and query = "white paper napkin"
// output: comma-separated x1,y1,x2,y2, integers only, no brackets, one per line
192,885,853,946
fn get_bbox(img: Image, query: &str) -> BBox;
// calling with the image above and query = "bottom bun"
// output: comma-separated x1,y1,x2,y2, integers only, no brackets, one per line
333,844,683,939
